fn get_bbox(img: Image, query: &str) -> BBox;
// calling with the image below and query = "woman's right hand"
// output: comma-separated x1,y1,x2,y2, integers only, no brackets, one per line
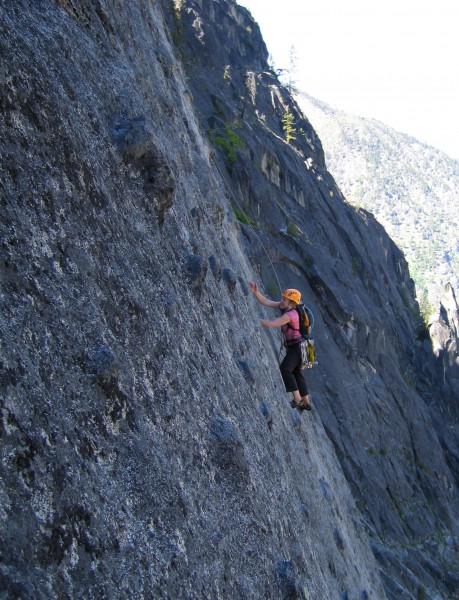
249,281,258,295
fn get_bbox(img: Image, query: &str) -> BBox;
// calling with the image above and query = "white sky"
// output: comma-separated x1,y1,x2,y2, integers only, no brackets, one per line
237,0,459,159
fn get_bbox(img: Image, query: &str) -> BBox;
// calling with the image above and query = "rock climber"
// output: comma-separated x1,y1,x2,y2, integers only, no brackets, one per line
249,282,312,411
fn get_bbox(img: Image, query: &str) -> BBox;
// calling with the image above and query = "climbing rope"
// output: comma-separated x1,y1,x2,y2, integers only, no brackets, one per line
212,153,285,359
212,154,282,292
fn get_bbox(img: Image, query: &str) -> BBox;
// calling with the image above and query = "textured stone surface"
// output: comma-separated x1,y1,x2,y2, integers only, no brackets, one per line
0,1,458,599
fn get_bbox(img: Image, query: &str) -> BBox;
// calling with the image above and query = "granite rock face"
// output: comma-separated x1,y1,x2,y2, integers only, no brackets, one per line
430,284,459,404
0,1,458,599
422,285,459,492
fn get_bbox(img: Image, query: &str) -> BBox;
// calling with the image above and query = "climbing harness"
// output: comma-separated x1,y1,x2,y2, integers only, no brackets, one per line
300,338,315,369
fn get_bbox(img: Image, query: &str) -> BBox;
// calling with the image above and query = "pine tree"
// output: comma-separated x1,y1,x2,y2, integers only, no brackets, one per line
286,45,298,95
282,107,296,144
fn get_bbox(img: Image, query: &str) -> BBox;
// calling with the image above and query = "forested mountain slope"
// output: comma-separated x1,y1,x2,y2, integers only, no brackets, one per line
298,92,459,308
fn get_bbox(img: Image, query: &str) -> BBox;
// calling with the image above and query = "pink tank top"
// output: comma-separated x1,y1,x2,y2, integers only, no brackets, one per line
281,309,303,343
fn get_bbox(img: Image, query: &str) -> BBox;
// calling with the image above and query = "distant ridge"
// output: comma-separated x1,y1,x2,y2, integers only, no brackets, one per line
297,91,459,307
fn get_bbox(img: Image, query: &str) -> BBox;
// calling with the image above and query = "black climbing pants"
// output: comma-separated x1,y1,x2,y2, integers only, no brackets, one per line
280,344,309,396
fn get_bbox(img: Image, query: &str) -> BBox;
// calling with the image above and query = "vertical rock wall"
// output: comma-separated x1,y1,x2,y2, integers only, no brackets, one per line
0,1,385,598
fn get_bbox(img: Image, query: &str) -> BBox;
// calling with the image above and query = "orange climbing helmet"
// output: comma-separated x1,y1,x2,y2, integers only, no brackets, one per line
282,288,301,304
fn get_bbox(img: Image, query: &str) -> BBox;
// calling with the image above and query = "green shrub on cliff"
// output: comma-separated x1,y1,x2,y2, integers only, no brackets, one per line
212,123,244,165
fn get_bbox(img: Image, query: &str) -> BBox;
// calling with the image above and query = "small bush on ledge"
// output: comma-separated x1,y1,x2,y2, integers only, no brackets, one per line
211,123,244,165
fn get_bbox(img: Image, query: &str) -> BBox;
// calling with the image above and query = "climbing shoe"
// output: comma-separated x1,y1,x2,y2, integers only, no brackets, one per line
298,399,312,411
290,399,300,409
